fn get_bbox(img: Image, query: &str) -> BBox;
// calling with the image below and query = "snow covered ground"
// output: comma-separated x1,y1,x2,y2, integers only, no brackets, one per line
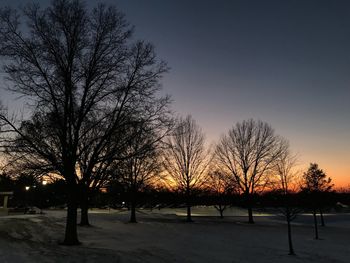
0,207,349,262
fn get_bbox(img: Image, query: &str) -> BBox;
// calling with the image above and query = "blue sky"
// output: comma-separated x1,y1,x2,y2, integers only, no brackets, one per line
1,0,350,186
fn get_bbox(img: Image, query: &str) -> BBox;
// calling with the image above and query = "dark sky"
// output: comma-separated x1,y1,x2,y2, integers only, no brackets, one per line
1,0,350,186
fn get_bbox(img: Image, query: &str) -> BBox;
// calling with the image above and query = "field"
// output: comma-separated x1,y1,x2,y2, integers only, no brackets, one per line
0,207,349,262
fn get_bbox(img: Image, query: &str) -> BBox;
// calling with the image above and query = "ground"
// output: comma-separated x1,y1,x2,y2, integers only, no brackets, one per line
0,207,349,262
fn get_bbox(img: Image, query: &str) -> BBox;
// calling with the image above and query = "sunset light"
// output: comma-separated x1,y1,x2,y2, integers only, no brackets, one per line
0,0,349,262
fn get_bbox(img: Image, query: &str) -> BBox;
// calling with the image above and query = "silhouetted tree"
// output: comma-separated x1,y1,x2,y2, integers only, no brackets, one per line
205,169,237,218
215,119,287,223
14,173,41,210
0,0,167,244
0,172,15,192
301,163,333,239
112,121,163,223
77,97,171,226
162,115,209,222
274,145,299,255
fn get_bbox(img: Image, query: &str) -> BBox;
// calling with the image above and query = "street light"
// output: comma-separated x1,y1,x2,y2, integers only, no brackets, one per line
24,186,30,214
40,180,48,214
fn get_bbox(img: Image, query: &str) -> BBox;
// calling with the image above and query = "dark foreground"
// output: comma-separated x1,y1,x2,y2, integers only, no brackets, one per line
0,208,349,262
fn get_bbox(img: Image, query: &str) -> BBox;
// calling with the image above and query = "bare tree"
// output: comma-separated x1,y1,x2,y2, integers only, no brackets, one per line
0,0,168,245
162,115,209,222
215,119,286,223
274,144,300,255
301,163,333,239
205,169,238,218
76,93,171,226
112,120,164,223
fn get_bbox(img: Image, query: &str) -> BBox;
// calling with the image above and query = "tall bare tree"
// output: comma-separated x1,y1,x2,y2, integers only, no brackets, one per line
162,115,209,222
112,120,164,223
274,144,299,255
0,0,168,244
215,119,286,223
76,92,171,226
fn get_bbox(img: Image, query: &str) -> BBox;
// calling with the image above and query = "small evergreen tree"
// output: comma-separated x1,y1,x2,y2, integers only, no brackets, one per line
302,163,333,239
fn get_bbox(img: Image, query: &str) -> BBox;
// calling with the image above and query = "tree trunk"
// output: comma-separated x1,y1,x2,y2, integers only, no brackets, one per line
246,193,254,224
248,206,254,224
286,208,295,255
79,185,90,226
129,189,137,223
219,204,224,219
80,202,90,226
130,201,137,223
319,208,325,226
129,202,137,223
63,183,80,245
186,188,192,222
186,204,192,222
313,209,319,239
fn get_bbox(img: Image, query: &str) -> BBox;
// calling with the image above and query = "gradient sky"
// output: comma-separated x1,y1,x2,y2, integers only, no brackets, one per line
1,0,350,187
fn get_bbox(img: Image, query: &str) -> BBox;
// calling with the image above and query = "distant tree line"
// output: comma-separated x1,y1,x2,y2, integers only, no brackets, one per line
0,170,344,213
